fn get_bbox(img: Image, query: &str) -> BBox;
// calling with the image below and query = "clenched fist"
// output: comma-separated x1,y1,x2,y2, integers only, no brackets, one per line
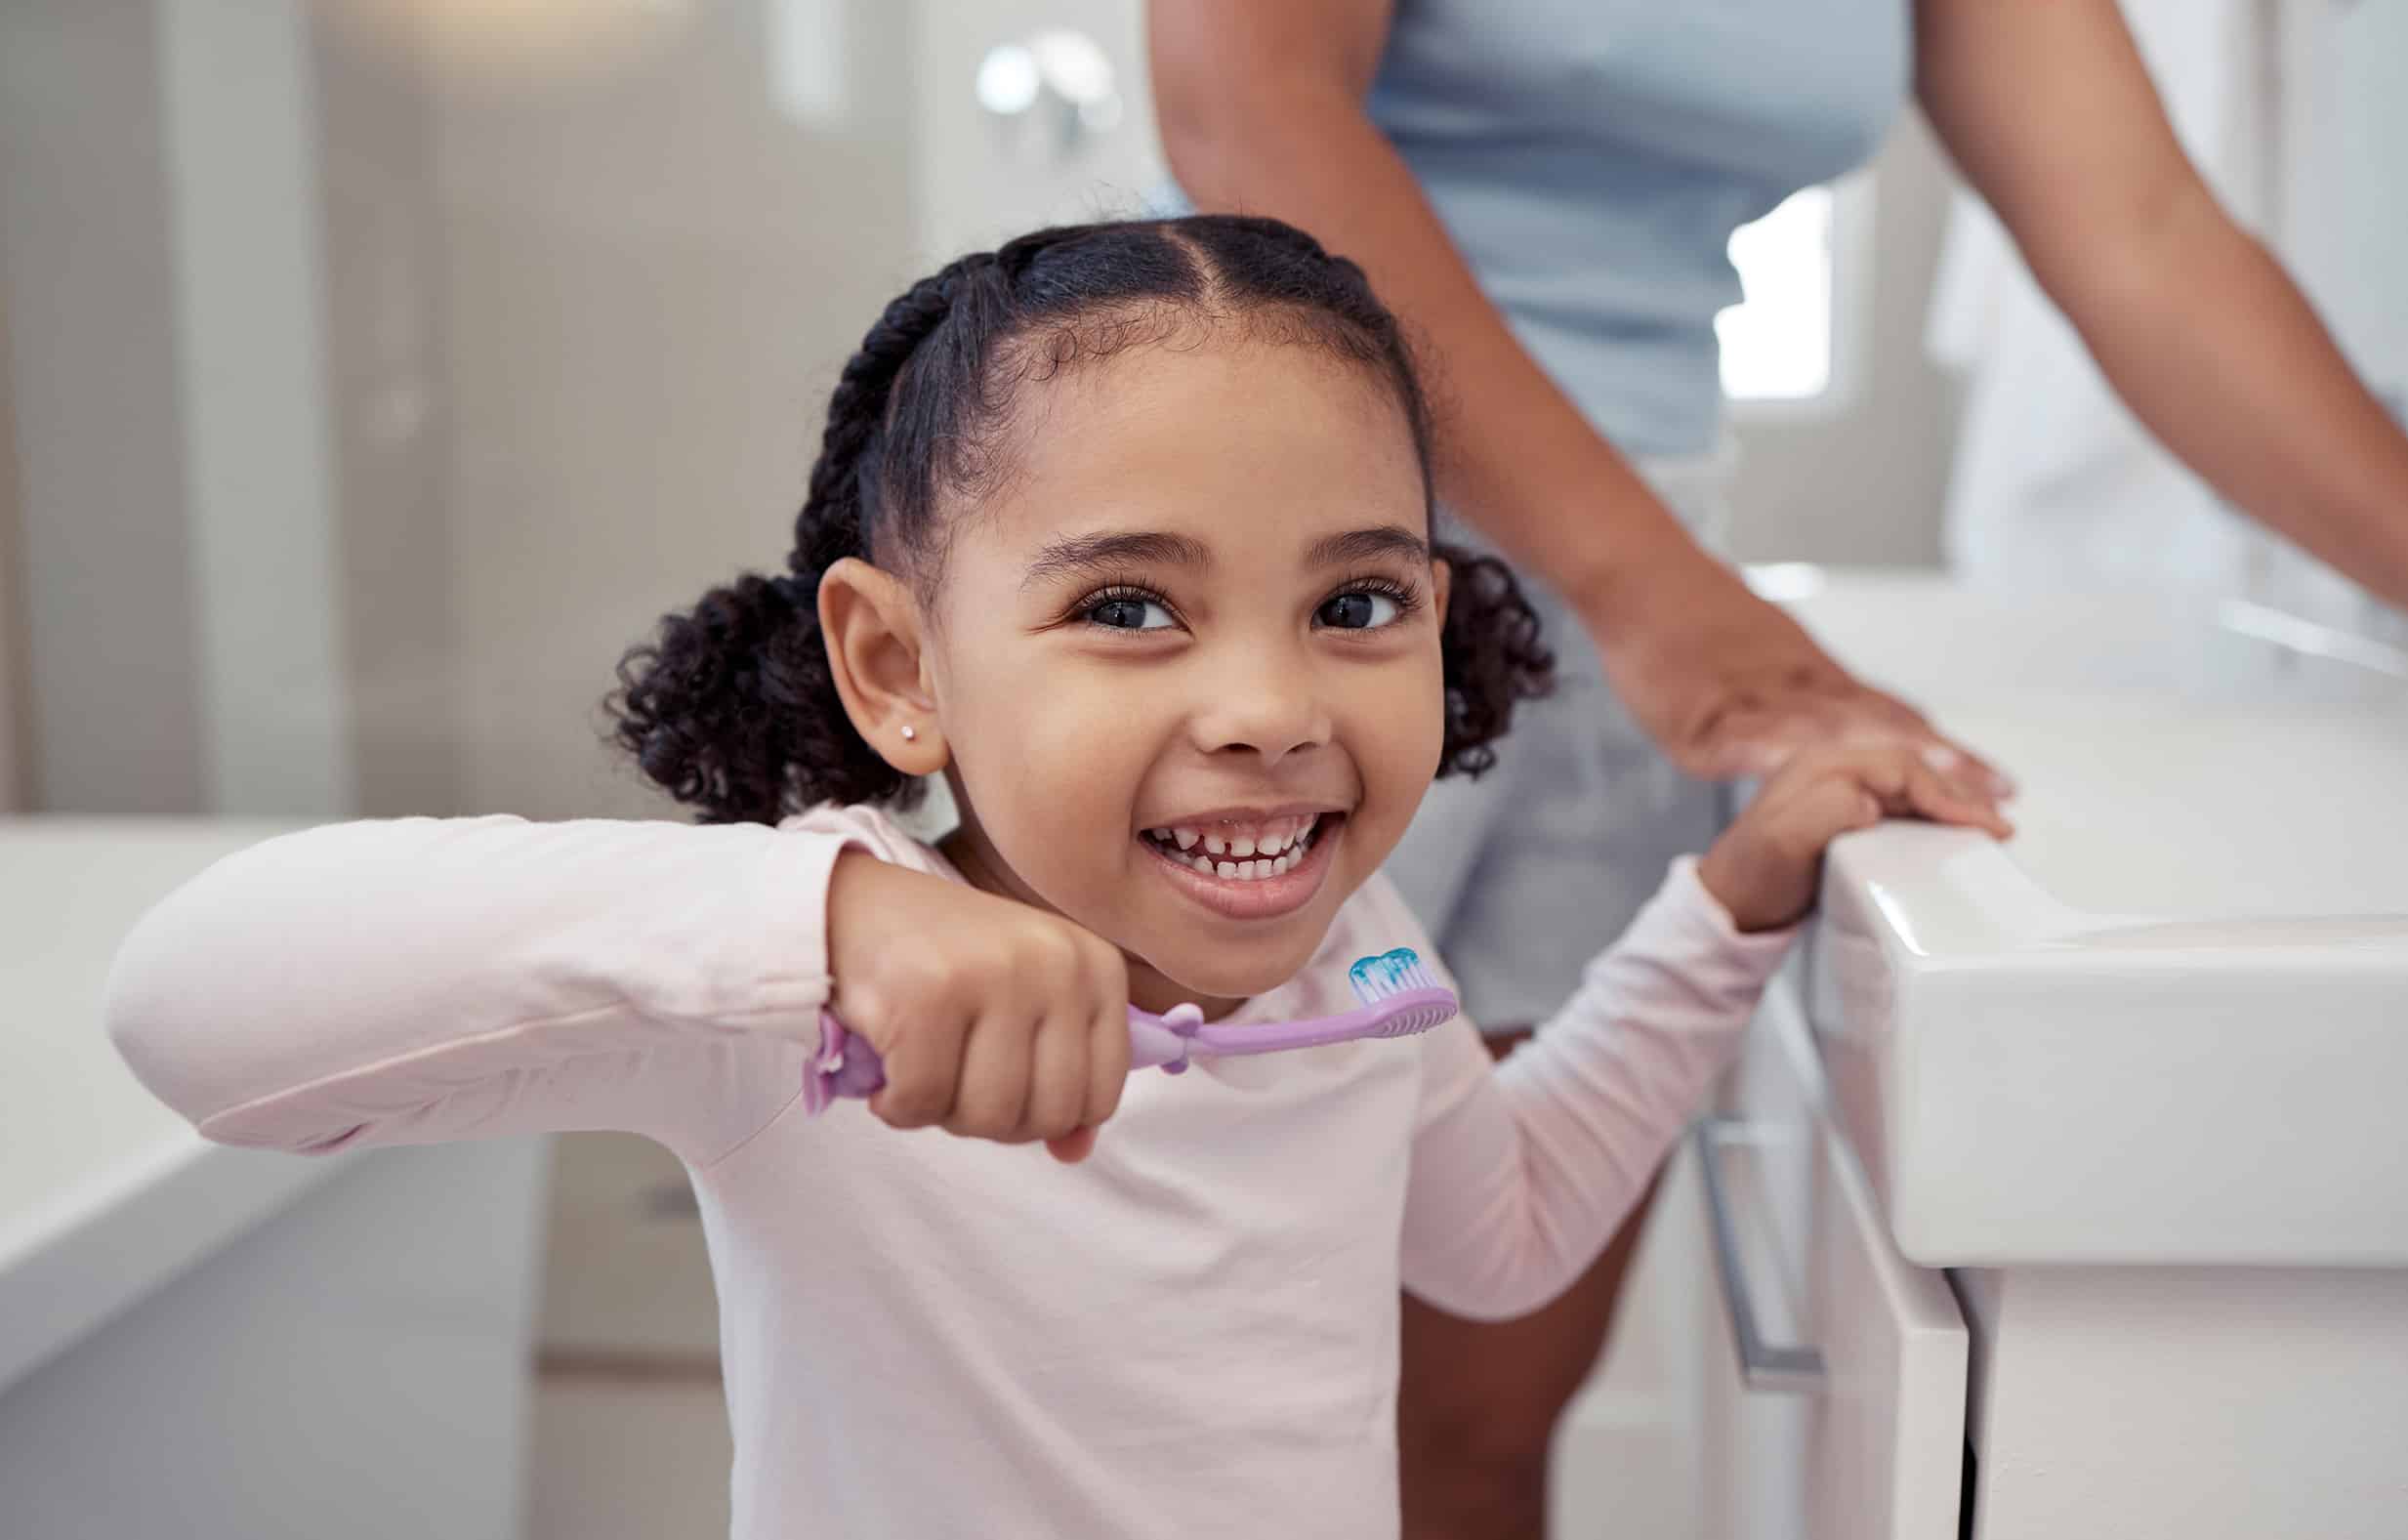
825,854,1134,1162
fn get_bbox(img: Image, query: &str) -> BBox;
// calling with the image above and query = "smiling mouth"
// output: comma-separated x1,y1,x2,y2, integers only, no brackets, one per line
1139,812,1332,882
1134,811,1347,921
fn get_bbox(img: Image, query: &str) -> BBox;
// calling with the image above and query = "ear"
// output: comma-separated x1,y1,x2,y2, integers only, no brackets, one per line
818,557,949,777
1430,556,1453,626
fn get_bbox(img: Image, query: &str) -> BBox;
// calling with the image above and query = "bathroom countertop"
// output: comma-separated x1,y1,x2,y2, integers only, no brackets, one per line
0,818,358,1395
1774,571,2408,1269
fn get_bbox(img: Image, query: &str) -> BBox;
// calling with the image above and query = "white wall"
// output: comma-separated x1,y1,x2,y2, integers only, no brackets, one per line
159,0,354,816
0,1,920,820
2279,0,2408,423
416,2,919,820
309,0,922,821
0,0,358,817
0,299,21,814
0,0,212,813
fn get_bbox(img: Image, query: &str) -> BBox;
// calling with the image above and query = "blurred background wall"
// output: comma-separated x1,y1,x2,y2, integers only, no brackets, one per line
0,0,1977,827
0,0,922,823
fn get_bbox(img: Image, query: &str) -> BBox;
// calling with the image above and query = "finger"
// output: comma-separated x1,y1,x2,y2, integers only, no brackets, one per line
1758,730,1894,798
1085,989,1131,1131
1024,1005,1092,1144
1897,724,2014,799
1901,759,2015,839
1044,1127,1099,1164
1068,933,1130,1133
1786,775,1886,850
1920,747,2011,814
1694,707,1824,780
864,1003,970,1130
944,1007,1036,1142
1718,688,1940,779
1862,689,1935,733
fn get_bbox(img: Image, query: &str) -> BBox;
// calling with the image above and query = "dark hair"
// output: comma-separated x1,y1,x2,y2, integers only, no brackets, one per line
610,215,1552,824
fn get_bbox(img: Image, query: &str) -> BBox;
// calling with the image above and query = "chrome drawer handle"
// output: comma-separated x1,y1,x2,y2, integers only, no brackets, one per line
1695,1117,1826,1394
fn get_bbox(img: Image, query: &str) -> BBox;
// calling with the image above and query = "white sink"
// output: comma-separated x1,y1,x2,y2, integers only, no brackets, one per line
1770,570,2408,1269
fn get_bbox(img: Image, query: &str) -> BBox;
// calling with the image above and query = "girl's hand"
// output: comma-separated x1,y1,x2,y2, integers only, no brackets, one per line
1696,744,2016,934
824,853,1132,1162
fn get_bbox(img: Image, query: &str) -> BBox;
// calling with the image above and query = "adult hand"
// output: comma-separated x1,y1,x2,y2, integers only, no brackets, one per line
1584,547,2015,791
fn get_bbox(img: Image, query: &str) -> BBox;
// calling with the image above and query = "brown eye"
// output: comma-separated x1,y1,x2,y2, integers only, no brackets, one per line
1083,591,1175,631
1316,590,1402,630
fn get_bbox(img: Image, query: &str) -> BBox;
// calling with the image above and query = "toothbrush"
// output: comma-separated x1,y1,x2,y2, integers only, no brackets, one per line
802,946,1459,1115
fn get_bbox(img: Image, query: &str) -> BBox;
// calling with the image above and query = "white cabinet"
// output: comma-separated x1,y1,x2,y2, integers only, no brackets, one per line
1532,571,2408,1537
1696,976,1969,1540
1551,973,1970,1540
1955,1267,2408,1540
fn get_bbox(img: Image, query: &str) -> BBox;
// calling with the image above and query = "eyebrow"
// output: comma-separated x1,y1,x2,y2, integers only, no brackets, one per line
1018,522,1432,591
1021,530,1215,591
1305,524,1432,568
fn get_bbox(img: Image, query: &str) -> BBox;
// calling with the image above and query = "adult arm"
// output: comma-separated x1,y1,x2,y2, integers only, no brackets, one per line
1919,0,2408,611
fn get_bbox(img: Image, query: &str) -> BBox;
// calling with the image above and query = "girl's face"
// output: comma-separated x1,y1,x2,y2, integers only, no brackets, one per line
925,341,1448,1015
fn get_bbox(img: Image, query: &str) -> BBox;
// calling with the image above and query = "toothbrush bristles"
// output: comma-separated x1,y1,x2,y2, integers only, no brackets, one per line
1348,946,1438,1005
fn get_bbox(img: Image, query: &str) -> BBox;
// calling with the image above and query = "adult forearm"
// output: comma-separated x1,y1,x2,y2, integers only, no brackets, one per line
2055,186,2408,610
1158,77,1706,622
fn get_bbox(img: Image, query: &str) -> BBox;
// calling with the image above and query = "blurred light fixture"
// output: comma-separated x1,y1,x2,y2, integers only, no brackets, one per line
976,28,1121,154
312,0,689,86
975,44,1042,118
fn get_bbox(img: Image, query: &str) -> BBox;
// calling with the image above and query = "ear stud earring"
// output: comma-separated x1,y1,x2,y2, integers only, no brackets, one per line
900,725,918,742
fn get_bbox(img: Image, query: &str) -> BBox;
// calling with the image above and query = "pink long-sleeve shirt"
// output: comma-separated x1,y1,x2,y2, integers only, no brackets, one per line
104,803,1793,1539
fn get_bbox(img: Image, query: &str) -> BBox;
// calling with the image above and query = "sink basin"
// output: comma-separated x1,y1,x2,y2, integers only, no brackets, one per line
1772,570,2408,1269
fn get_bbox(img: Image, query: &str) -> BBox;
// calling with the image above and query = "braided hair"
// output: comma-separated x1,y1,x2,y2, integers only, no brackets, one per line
610,216,1552,824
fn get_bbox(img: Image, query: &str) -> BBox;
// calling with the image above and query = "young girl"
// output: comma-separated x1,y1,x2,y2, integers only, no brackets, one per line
106,216,2007,1538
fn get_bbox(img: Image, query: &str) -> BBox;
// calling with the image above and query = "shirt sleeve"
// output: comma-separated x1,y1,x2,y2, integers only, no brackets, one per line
104,812,874,1168
1397,856,1797,1320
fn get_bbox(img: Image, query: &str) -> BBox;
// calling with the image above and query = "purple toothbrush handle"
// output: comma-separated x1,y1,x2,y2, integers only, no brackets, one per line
1187,986,1458,1056
804,1004,1205,1116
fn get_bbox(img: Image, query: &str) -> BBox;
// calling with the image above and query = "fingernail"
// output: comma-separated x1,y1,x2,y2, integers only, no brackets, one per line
1920,744,1962,773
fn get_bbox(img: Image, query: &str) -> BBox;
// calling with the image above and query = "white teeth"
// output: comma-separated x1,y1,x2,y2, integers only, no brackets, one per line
1153,815,1329,881
1160,848,1304,882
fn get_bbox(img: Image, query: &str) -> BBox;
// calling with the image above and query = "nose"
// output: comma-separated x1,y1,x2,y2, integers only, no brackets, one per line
1184,643,1333,767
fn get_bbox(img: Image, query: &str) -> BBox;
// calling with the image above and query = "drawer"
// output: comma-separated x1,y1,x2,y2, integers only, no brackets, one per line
1698,978,1971,1540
